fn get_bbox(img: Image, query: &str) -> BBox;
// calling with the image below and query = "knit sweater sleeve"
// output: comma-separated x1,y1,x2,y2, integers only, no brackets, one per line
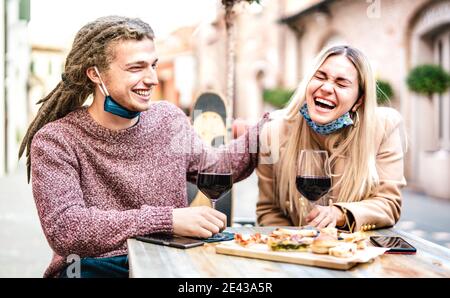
184,112,270,184
30,127,173,258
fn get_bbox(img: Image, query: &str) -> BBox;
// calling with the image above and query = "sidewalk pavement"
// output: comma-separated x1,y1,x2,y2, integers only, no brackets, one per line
0,164,51,278
1,166,449,277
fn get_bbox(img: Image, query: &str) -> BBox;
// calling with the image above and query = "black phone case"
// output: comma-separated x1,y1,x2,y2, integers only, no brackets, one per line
135,235,205,249
370,236,417,254
202,232,235,243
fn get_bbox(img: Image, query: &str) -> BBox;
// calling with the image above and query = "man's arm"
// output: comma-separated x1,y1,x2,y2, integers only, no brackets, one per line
184,113,270,184
31,129,173,258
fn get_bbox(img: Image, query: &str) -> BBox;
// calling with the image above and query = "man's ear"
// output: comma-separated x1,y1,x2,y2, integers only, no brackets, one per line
352,96,364,112
86,67,101,85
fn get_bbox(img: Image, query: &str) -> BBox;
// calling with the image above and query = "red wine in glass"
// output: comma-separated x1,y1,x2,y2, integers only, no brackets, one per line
197,173,232,208
197,148,233,239
296,150,332,220
295,176,331,202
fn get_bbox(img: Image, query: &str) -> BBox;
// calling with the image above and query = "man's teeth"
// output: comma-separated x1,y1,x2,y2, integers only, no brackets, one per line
134,90,151,97
315,98,336,108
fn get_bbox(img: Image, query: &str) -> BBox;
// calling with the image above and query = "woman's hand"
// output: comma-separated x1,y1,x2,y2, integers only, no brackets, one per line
305,205,345,229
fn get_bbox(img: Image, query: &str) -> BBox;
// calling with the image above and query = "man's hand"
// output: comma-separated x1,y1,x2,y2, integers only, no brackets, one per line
305,205,345,229
172,206,227,238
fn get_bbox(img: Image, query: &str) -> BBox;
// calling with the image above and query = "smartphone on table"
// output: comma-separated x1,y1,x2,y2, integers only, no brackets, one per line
135,234,205,249
370,236,417,254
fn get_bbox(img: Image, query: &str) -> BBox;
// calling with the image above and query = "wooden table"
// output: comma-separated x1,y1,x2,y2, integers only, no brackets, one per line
127,227,450,278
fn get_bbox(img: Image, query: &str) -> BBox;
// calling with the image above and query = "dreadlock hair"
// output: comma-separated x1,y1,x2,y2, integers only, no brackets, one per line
19,16,155,182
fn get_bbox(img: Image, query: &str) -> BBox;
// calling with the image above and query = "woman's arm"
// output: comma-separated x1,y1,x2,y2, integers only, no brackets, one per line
335,109,406,231
31,129,173,258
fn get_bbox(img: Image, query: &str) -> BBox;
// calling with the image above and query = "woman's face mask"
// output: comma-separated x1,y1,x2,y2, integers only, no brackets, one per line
300,103,354,135
93,66,140,119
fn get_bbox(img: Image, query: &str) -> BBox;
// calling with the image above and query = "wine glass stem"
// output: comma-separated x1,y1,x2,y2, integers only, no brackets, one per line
210,200,223,237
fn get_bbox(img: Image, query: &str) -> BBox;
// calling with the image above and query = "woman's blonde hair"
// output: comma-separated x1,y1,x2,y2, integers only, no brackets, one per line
276,45,379,222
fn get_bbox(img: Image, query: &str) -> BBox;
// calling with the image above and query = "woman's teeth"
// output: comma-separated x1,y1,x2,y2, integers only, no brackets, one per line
133,90,151,97
314,98,336,109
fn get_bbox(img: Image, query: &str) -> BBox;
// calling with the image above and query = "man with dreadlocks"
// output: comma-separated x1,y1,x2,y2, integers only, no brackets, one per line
19,16,266,278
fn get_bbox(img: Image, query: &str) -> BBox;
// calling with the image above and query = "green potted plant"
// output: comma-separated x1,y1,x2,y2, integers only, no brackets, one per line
406,64,450,100
408,64,450,199
376,79,393,105
263,88,295,109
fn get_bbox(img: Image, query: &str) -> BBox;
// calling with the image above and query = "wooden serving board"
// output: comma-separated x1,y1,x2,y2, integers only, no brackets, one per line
215,241,388,270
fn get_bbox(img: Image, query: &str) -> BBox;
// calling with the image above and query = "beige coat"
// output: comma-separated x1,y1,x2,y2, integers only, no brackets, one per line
256,107,407,232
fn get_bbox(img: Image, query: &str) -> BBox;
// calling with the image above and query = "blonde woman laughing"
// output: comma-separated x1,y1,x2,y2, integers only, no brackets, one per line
257,45,406,232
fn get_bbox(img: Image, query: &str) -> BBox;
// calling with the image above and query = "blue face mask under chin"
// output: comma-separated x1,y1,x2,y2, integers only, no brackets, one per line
103,95,140,119
94,67,141,119
299,103,354,135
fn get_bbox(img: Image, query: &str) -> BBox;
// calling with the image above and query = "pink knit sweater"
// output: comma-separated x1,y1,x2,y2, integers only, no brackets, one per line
31,101,263,277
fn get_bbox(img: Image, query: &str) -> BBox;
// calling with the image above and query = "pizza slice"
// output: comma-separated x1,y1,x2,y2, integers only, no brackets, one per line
234,233,268,247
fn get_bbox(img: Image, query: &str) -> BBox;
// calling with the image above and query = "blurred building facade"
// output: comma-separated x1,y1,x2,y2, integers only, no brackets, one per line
28,45,65,119
186,0,322,121
153,26,197,114
13,0,450,198
278,0,450,198
406,0,450,199
190,0,450,198
0,1,5,176
152,0,450,198
0,0,30,177
190,0,277,122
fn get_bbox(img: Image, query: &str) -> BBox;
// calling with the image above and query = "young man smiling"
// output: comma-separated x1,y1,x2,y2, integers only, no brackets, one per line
19,16,264,278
